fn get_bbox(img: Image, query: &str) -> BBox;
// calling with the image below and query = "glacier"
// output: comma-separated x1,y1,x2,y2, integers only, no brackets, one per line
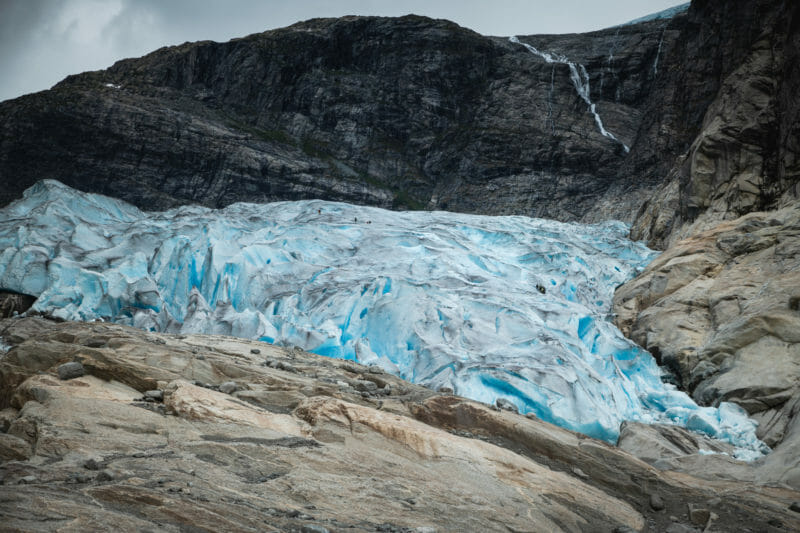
0,180,768,458
617,2,690,27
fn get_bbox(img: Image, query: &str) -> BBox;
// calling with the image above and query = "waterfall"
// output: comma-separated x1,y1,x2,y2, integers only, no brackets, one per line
652,27,666,76
511,36,630,153
547,64,556,134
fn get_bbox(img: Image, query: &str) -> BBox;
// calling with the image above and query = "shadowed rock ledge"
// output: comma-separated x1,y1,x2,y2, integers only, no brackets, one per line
1,317,800,532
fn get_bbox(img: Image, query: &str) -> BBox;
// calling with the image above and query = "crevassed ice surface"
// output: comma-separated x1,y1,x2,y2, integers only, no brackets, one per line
0,180,768,458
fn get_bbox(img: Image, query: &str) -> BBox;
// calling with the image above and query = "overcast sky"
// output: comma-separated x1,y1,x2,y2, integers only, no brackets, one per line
0,0,686,102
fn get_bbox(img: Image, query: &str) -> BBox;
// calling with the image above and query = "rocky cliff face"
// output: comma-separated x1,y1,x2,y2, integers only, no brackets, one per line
0,3,796,238
0,12,682,221
614,205,800,483
612,0,800,488
631,0,800,247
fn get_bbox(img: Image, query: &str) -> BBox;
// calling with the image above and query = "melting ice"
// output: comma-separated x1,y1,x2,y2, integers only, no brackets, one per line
0,180,767,458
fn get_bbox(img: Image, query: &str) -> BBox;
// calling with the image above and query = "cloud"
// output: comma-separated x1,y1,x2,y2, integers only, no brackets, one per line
0,0,127,100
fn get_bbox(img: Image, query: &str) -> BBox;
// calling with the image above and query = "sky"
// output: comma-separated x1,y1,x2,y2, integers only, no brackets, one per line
0,0,687,102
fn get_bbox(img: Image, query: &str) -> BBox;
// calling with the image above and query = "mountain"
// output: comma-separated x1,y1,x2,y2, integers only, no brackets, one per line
2,1,800,529
1,0,793,240
0,14,666,220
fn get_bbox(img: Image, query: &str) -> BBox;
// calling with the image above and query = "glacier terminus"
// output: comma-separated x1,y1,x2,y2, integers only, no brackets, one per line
0,180,768,458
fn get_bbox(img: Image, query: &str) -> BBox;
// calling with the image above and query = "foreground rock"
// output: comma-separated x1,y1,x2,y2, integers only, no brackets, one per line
1,318,799,532
615,204,800,488
617,422,735,465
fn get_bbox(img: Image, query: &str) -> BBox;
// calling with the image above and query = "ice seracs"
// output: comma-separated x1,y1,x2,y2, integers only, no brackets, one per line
0,180,768,458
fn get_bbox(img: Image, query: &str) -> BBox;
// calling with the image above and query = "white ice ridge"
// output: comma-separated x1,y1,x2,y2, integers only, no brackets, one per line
0,180,768,458
616,2,690,27
510,36,630,153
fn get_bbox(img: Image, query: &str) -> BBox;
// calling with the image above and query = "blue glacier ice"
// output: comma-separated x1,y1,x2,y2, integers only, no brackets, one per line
616,2,690,27
0,180,768,458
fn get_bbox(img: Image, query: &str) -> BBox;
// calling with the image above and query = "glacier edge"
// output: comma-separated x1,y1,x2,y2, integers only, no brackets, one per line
0,180,768,459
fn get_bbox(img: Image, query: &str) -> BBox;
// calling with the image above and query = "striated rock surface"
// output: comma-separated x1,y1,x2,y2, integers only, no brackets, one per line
1,317,799,532
631,0,800,248
614,205,800,487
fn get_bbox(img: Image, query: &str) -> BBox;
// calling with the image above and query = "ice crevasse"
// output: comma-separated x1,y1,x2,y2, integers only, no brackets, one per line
0,180,768,458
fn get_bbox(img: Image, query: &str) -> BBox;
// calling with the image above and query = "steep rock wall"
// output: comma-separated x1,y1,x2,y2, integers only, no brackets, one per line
631,0,800,247
614,0,800,471
0,14,682,220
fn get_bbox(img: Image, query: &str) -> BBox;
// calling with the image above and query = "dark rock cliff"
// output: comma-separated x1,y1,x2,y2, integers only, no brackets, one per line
1,3,796,240
631,0,800,247
0,13,681,221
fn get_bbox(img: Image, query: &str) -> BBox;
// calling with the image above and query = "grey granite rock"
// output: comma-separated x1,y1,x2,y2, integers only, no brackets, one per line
0,433,32,461
631,0,800,248
144,390,164,401
300,526,329,533
0,317,797,532
218,381,238,394
495,398,519,413
57,361,85,380
650,493,665,511
615,206,800,489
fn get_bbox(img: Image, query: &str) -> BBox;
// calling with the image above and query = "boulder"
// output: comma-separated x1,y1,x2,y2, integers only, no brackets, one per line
57,361,85,380
617,422,734,465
